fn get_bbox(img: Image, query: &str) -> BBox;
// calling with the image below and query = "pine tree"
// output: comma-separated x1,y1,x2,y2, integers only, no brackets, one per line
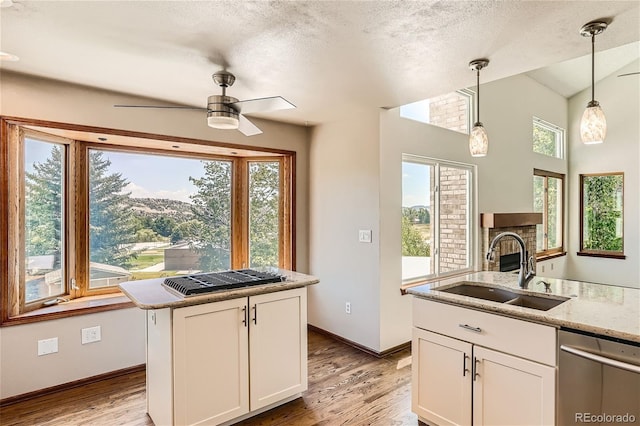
248,162,280,267
88,150,137,267
26,147,137,269
25,144,64,269
189,160,232,271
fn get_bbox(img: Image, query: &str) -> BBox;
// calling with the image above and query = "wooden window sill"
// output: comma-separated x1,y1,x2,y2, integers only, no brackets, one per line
577,251,626,260
536,251,567,262
1,293,135,327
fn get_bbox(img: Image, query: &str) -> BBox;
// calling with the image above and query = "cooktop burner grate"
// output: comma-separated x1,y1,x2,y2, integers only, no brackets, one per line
163,269,285,296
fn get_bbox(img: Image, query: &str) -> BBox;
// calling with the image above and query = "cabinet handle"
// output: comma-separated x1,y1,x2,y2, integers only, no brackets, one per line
463,353,470,377
458,324,482,333
241,306,248,327
252,304,257,325
473,357,480,381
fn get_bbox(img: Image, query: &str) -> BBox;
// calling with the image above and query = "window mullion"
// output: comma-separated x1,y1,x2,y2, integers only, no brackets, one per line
232,158,248,269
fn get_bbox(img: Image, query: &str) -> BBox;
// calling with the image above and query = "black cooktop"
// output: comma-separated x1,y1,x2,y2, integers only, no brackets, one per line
162,269,286,297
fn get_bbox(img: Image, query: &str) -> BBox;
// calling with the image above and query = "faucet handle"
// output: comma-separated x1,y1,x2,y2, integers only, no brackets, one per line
536,280,551,293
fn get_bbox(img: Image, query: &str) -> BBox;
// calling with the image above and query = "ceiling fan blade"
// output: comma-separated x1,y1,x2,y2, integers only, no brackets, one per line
617,72,640,77
238,115,262,137
231,96,296,114
114,104,208,111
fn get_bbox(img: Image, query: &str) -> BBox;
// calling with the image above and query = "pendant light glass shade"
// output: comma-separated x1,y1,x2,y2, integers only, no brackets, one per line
469,123,489,157
468,59,489,157
579,21,608,145
580,101,606,144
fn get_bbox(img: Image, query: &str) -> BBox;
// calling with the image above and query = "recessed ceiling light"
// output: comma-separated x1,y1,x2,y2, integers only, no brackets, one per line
0,51,19,61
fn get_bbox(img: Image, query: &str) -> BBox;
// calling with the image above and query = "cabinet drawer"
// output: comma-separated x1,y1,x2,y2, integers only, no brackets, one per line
413,297,556,366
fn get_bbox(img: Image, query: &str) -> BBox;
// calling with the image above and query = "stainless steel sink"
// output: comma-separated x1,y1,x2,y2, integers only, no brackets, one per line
438,281,569,311
439,282,518,303
504,294,569,311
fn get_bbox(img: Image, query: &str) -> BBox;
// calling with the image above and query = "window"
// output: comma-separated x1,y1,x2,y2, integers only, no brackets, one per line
579,173,625,259
24,137,67,303
2,119,294,319
402,155,474,282
533,118,564,159
248,161,281,268
400,90,473,134
533,169,564,258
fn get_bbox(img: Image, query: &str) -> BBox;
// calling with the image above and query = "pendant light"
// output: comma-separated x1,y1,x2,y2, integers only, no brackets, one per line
579,21,608,144
469,59,489,157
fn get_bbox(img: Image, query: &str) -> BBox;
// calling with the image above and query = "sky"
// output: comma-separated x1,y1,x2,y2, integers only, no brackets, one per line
27,136,430,206
25,138,208,203
402,161,430,207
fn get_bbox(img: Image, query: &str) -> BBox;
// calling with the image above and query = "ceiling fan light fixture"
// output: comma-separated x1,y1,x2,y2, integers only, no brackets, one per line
468,59,489,157
207,94,239,130
207,112,239,130
579,20,608,145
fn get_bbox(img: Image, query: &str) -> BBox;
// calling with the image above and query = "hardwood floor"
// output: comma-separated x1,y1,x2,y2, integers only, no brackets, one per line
0,330,417,426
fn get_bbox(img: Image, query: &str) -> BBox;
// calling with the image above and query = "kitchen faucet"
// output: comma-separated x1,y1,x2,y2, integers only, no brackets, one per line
486,231,535,289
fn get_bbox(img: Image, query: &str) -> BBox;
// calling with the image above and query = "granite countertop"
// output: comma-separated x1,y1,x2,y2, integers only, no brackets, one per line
407,271,640,344
119,269,319,310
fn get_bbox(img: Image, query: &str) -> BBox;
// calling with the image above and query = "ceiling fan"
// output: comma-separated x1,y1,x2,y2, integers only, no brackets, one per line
114,71,295,136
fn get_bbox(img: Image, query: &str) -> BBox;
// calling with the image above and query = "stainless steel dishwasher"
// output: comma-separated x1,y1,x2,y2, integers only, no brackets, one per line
558,329,640,425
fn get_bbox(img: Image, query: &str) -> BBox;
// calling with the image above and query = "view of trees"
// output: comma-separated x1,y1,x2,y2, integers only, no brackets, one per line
582,174,623,252
533,122,559,157
88,151,138,267
248,162,280,267
188,160,232,271
26,147,283,281
25,143,64,270
401,206,430,257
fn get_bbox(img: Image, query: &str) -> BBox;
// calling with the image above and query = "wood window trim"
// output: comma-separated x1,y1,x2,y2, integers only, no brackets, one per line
579,172,624,258
1,116,296,322
534,169,565,259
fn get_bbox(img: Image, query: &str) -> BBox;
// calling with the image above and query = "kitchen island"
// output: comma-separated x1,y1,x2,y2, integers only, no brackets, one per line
407,272,640,426
120,269,319,426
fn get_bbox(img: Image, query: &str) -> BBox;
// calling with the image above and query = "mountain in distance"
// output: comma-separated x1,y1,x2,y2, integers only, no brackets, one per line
129,197,194,222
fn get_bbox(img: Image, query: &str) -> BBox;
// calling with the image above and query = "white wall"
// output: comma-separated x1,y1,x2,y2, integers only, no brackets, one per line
309,73,569,352
565,59,640,288
0,309,145,399
308,107,382,351
0,71,310,398
379,74,569,346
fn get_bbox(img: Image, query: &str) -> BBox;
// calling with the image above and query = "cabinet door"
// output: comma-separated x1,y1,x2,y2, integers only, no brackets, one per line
249,287,308,410
412,328,472,426
473,346,555,426
173,298,249,426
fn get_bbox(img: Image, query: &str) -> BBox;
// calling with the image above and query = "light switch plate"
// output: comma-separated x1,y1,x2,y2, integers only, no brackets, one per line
358,229,372,243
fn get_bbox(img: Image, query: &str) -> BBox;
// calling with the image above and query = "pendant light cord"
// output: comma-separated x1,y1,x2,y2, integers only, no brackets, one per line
476,68,480,125
591,34,595,103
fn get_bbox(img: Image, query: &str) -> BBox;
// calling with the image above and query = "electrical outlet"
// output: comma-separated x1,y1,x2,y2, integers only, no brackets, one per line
38,337,58,356
81,326,101,345
345,302,351,314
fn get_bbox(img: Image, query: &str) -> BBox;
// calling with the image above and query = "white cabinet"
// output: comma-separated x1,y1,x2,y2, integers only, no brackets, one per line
412,328,472,426
147,287,307,426
412,298,556,426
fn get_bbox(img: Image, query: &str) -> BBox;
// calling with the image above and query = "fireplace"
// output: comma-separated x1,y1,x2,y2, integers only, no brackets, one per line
481,213,542,272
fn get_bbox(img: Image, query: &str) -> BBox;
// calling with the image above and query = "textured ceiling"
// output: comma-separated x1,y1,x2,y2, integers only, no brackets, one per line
1,1,639,127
